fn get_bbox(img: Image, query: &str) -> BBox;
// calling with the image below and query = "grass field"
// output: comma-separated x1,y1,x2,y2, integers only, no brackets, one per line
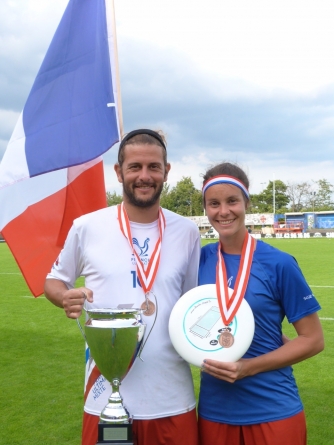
0,238,333,444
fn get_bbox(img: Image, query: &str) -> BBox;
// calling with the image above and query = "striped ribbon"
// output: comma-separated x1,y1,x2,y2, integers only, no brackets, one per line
118,202,165,294
216,232,255,325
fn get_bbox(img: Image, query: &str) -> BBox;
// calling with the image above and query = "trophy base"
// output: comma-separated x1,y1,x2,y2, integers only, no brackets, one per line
96,422,133,444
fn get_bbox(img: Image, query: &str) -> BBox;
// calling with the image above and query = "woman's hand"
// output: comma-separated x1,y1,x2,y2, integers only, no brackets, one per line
201,358,250,383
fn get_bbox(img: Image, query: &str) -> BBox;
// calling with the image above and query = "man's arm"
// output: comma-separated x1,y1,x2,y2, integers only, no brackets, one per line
44,278,93,319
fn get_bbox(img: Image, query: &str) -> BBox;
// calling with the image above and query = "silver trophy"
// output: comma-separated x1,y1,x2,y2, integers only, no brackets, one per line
78,308,146,445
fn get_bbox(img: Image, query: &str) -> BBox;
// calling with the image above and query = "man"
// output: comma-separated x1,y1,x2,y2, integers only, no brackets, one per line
44,129,200,445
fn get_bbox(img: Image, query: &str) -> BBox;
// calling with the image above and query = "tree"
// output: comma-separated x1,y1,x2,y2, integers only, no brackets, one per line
248,193,267,214
163,177,203,216
286,181,311,212
191,191,204,216
159,183,171,208
106,191,122,206
250,180,289,214
306,179,334,211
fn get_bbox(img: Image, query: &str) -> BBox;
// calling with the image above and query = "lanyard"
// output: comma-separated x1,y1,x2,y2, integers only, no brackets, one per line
118,203,165,294
216,232,255,326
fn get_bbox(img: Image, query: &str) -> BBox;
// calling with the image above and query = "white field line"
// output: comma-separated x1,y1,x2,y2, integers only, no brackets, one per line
0,272,21,274
16,297,334,319
21,295,44,298
310,285,334,288
3,275,334,286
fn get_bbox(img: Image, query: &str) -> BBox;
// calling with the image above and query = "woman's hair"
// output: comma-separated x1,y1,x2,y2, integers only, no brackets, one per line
202,162,250,204
202,162,249,189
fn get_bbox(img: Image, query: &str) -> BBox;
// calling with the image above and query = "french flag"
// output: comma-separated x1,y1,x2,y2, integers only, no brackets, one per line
0,0,121,296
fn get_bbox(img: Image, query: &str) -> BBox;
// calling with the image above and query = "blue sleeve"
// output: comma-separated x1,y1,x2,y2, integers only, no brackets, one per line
274,253,321,323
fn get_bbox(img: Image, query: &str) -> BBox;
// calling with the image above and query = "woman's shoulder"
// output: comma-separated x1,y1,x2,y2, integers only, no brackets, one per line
255,240,297,267
200,241,219,264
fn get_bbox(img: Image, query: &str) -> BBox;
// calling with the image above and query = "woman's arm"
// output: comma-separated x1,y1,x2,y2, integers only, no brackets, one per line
202,312,324,383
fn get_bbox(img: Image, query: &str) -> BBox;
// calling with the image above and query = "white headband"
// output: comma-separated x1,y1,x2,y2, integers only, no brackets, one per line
202,175,250,199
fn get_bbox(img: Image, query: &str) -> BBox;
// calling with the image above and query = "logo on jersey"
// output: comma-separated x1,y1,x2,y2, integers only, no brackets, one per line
132,237,150,266
133,237,150,256
92,374,107,401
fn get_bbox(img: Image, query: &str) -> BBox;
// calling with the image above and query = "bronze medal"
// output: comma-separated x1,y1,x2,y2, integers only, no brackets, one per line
219,331,234,348
141,298,156,316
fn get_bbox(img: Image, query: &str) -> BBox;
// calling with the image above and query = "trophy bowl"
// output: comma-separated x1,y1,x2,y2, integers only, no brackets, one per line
81,308,146,444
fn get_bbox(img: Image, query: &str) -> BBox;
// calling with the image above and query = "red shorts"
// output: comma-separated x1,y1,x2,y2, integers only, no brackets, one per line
198,411,306,445
82,409,199,445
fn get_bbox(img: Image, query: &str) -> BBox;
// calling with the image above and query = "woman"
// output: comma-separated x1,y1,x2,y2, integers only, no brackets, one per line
198,162,324,445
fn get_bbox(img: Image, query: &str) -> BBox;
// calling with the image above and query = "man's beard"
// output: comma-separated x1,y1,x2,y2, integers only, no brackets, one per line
123,181,163,208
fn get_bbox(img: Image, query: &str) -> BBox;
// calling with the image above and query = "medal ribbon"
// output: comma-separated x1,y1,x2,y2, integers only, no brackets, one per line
216,232,255,326
118,203,166,294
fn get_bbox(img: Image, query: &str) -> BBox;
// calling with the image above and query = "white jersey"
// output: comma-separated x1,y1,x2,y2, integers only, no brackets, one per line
47,206,200,419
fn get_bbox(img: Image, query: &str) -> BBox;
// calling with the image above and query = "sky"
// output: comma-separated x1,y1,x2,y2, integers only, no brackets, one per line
1,0,334,196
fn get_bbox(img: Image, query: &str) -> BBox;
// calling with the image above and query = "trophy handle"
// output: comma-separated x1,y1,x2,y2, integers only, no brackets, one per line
76,317,87,341
76,301,88,341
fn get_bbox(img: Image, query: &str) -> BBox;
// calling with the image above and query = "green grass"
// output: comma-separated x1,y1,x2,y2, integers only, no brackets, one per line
0,243,84,445
0,238,333,444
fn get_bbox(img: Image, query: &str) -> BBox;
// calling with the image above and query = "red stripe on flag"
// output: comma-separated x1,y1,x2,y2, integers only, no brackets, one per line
2,161,106,297
57,161,106,246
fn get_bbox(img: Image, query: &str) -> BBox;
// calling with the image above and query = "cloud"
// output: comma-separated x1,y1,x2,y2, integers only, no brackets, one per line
115,0,334,94
0,109,20,156
1,0,333,198
117,38,334,161
0,1,68,111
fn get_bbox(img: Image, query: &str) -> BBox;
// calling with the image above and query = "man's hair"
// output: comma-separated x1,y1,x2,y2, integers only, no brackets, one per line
118,129,167,166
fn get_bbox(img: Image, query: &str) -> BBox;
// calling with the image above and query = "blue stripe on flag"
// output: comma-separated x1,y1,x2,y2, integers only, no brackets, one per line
23,0,119,177
85,345,90,364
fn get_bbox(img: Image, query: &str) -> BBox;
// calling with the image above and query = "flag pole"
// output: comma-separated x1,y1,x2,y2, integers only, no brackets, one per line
107,0,124,138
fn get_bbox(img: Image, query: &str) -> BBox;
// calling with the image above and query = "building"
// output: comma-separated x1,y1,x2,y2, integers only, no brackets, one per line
285,211,334,231
188,211,334,238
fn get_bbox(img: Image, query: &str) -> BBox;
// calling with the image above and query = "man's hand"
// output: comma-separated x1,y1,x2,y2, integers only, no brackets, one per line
62,287,93,319
44,279,93,319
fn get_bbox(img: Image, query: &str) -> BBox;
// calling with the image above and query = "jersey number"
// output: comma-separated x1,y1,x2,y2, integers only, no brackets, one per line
131,271,142,288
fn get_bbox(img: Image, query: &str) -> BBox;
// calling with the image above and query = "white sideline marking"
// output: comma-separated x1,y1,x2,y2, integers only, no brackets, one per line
310,286,334,288
15,301,334,319
0,272,21,274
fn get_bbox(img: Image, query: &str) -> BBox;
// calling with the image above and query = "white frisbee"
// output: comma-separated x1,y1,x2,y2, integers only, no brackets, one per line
169,284,255,367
